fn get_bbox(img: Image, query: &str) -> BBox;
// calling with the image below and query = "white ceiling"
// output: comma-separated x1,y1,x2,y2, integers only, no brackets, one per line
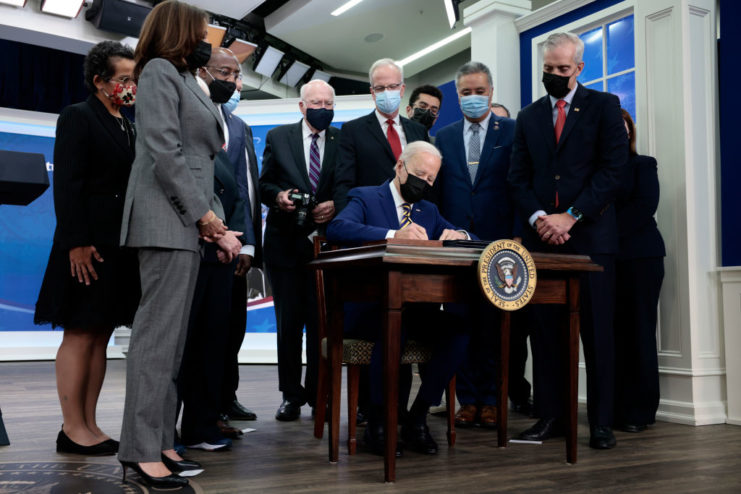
198,0,474,79
264,0,472,78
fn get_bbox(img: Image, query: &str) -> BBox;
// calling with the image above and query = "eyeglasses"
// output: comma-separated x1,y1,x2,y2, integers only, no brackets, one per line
371,82,402,93
206,66,243,81
108,76,135,87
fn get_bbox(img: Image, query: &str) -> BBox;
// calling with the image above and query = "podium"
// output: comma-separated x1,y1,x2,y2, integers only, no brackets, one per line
310,239,602,482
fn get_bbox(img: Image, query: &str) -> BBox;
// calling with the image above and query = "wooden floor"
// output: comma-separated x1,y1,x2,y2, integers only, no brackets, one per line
1,360,740,493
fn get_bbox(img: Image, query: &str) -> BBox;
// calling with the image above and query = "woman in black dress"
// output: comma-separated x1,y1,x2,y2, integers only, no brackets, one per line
613,109,666,432
34,41,140,455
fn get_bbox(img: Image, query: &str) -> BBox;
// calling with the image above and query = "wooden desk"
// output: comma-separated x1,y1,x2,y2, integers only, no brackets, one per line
310,239,601,482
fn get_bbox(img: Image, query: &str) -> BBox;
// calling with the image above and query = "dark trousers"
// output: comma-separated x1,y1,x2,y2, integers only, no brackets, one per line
179,260,235,443
530,254,616,427
221,273,248,411
347,304,470,411
509,311,532,407
614,257,664,425
265,263,319,406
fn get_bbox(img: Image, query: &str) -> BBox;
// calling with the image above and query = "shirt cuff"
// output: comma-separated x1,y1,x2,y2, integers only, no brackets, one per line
529,210,547,228
386,230,396,239
458,230,471,240
240,245,255,257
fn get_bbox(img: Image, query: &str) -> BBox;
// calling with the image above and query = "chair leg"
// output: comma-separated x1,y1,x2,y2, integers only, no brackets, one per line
347,364,361,455
314,355,329,439
446,375,456,447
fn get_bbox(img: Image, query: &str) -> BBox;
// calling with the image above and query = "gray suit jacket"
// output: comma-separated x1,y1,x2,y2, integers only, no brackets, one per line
120,58,224,252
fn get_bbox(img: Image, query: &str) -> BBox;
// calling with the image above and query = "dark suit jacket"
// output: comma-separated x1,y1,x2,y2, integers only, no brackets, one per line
507,84,628,254
326,181,467,246
52,95,135,250
334,111,429,211
616,154,666,260
202,150,246,263
222,105,263,267
259,120,340,267
434,115,520,241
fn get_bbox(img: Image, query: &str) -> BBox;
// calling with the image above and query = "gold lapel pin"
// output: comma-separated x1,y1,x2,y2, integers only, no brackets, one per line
574,108,580,112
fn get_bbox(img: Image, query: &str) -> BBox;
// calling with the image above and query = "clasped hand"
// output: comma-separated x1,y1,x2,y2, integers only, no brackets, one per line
536,213,576,245
215,230,243,264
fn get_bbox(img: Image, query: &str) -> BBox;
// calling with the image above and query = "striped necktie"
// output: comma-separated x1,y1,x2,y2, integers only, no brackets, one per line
309,133,321,193
400,202,412,228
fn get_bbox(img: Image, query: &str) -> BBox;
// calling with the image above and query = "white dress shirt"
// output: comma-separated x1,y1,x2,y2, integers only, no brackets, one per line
385,180,407,239
528,84,579,228
463,111,491,159
375,110,408,150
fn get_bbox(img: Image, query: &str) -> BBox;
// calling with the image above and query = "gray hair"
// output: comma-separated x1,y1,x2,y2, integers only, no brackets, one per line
368,58,404,84
300,79,336,101
399,140,442,164
543,32,584,64
455,61,493,90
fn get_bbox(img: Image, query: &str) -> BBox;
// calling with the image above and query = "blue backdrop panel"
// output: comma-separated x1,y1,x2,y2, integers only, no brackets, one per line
0,132,55,331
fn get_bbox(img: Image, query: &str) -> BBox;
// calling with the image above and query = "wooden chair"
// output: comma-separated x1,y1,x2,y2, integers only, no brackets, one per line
311,237,456,454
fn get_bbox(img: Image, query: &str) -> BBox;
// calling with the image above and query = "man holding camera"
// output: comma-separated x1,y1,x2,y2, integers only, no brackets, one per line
259,79,340,421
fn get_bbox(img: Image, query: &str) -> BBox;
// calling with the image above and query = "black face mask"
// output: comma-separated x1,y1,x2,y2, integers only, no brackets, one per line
542,71,573,99
411,107,435,130
186,40,212,70
399,162,431,203
306,108,334,131
209,78,237,104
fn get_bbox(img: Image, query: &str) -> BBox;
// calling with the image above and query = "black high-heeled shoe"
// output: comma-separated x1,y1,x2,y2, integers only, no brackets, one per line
119,460,189,489
56,428,116,456
161,453,204,477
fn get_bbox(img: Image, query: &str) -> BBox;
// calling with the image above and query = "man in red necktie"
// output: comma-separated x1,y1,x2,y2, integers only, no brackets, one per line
334,58,430,212
507,32,628,450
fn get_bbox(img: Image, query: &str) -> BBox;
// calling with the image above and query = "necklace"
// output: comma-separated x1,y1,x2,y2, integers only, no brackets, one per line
113,115,125,131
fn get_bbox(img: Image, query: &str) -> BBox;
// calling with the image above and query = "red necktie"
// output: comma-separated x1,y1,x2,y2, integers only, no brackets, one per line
386,119,402,161
554,99,567,208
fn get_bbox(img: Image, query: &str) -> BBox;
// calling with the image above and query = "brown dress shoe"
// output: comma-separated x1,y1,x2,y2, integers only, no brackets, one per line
454,404,478,427
479,405,497,429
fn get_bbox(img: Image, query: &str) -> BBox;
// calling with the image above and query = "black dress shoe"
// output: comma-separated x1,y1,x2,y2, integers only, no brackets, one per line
590,425,617,449
517,417,564,441
56,429,117,456
621,423,647,433
356,409,368,427
363,424,403,457
275,399,302,421
161,454,204,477
120,461,189,489
401,423,438,455
226,400,257,421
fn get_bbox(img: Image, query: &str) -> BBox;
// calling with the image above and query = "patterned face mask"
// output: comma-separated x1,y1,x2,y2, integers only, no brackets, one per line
105,82,137,107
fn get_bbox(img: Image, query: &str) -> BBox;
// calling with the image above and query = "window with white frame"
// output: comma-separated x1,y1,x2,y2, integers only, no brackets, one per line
577,14,636,121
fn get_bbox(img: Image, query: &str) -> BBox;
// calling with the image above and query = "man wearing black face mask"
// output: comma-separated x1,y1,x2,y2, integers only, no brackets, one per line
507,32,628,450
198,49,263,428
405,85,443,143
327,141,472,455
259,79,341,421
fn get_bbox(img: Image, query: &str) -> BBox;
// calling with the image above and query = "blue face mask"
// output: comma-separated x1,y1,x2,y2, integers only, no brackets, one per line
460,95,490,119
222,90,240,113
375,89,401,115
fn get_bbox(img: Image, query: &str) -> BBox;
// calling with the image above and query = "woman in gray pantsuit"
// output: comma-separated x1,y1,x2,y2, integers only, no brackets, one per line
117,1,241,489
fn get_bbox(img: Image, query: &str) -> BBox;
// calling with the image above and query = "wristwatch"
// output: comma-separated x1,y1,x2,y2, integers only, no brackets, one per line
566,206,583,222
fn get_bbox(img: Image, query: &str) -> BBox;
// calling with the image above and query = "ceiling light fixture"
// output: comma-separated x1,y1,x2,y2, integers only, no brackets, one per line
398,27,472,67
0,0,27,7
444,0,461,29
40,0,85,18
331,0,363,17
254,46,285,77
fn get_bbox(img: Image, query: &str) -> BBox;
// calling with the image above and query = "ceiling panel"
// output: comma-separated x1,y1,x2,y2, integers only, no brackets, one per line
188,0,266,21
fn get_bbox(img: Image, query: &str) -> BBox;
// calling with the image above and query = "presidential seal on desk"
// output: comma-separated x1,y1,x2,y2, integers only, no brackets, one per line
478,239,536,311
